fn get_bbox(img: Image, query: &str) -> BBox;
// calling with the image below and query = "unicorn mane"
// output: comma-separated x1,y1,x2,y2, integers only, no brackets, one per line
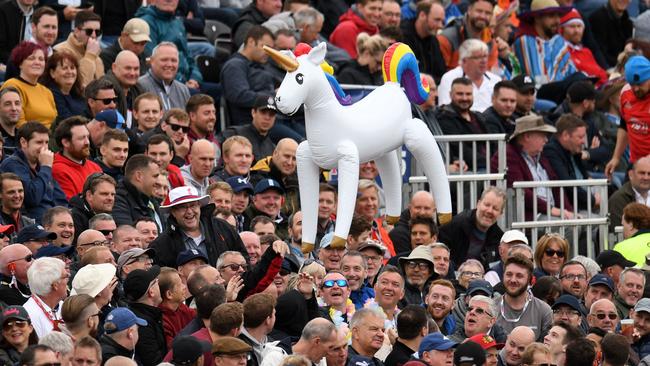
382,43,430,105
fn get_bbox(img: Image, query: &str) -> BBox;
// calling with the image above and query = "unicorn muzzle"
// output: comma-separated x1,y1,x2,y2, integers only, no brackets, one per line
263,46,298,72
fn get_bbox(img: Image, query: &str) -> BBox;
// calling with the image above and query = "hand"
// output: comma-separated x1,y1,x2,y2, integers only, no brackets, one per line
63,6,81,21
186,79,200,89
86,37,101,56
495,37,510,57
272,240,289,257
296,272,315,299
387,328,398,345
448,160,467,173
38,147,54,167
187,11,194,19
563,210,576,220
225,275,244,302
174,136,190,158
604,157,620,180
590,136,600,149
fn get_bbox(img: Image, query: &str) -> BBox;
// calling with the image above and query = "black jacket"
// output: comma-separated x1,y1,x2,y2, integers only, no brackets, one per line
93,0,141,37
243,204,289,240
113,179,162,229
482,106,516,137
588,3,633,68
542,137,593,208
389,209,412,254
220,124,276,165
437,209,503,270
0,273,30,306
384,339,416,366
231,4,269,48
313,0,349,39
150,204,248,268
273,289,320,339
398,273,439,308
0,0,29,64
104,72,145,121
435,104,489,171
100,334,140,365
128,302,166,366
100,40,148,76
400,19,447,81
609,181,635,231
70,195,95,242
335,60,383,86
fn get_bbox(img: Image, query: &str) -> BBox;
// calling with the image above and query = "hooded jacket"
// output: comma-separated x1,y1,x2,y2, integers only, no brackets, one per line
52,153,103,200
329,7,379,58
136,5,202,83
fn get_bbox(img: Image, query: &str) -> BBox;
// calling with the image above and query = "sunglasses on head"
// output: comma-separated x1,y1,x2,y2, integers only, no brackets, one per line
322,279,348,289
544,249,565,258
2,320,29,331
92,97,118,105
595,313,618,320
83,28,102,37
167,122,190,133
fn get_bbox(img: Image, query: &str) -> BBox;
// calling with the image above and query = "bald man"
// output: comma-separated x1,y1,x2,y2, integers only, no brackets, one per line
181,139,217,195
499,326,536,366
240,231,262,266
76,229,110,259
389,191,437,253
588,299,620,333
106,50,145,118
105,355,137,366
0,244,33,305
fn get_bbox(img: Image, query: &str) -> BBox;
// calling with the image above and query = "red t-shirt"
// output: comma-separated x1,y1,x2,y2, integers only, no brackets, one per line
620,84,650,163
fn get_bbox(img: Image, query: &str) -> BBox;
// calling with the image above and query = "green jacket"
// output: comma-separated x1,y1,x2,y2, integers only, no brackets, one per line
613,231,650,267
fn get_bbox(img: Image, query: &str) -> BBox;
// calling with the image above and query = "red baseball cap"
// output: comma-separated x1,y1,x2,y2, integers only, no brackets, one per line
467,334,504,350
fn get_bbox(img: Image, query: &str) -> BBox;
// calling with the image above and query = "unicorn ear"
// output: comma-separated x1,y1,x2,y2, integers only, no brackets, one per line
280,50,297,60
307,42,327,66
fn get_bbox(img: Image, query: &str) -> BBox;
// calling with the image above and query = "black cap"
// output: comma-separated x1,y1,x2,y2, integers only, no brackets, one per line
172,336,211,365
511,74,535,92
552,294,585,315
596,250,636,270
123,266,161,301
253,95,276,111
567,80,596,103
453,341,486,366
15,225,57,243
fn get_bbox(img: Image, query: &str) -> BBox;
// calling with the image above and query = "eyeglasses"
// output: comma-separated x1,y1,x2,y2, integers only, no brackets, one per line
167,122,190,133
560,274,586,281
461,271,483,278
405,261,431,270
363,254,383,262
468,306,492,317
544,249,565,258
553,309,580,317
97,229,114,236
78,240,109,247
219,263,248,271
322,279,348,288
3,320,29,331
83,28,102,37
127,256,153,266
594,313,618,320
92,97,118,105
8,254,33,264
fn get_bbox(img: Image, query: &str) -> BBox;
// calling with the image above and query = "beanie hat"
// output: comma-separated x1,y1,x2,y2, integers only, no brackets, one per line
560,8,584,27
625,56,650,85
634,10,650,43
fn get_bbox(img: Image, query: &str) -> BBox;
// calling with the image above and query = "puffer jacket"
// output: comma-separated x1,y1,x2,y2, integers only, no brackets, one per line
329,6,379,58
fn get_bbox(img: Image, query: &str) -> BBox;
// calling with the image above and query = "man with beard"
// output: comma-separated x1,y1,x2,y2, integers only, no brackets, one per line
512,0,575,83
424,279,457,335
112,154,162,229
287,211,307,263
138,43,190,112
511,75,538,120
0,87,21,154
53,117,103,200
43,207,75,247
482,81,518,136
559,9,607,86
496,254,553,341
436,78,490,172
319,271,354,323
341,251,375,309
438,186,505,270
400,0,446,80
251,138,300,217
498,326,535,366
0,123,67,225
614,268,645,320
187,94,217,146
243,179,288,240
437,0,497,69
181,139,217,196
348,308,386,364
398,244,437,307
606,56,650,180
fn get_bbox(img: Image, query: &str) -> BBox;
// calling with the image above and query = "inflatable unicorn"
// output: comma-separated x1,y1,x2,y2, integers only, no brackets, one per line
265,42,452,253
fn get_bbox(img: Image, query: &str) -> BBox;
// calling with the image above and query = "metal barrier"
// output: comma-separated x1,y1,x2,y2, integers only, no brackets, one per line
510,179,610,258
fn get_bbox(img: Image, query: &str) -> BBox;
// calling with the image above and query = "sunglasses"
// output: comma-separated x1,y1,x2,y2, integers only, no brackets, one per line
279,269,291,276
219,263,248,272
167,122,190,133
78,240,109,247
3,320,29,331
97,229,114,236
468,306,492,317
83,28,102,37
322,279,348,289
405,261,431,270
92,97,118,105
8,254,33,264
544,249,565,258
594,313,618,320
0,232,8,239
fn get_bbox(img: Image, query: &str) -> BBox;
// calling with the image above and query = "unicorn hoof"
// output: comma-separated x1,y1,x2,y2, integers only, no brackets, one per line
385,215,400,225
329,236,347,249
301,242,315,254
438,212,452,226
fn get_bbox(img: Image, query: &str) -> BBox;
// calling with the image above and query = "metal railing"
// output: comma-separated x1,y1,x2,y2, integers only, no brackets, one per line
511,179,610,258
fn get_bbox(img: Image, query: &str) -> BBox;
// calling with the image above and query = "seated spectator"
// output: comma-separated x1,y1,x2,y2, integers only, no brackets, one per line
0,244,33,305
318,271,353,322
52,117,103,200
484,230,529,286
454,260,485,296
208,182,234,212
389,191,435,254
587,299,620,333
609,156,650,231
614,203,650,267
499,327,537,366
104,51,144,120
221,26,276,125
100,307,147,363
342,251,375,309
251,138,299,216
23,257,68,337
70,174,116,239
142,109,191,166
0,306,38,365
28,7,58,58
60,294,100,341
135,218,159,247
451,278,493,327
513,1,575,83
138,43,191,113
53,11,105,88
111,227,144,257
1,122,68,225
136,0,203,88
226,176,255,232
347,308,386,364
181,139,217,195
511,74,538,119
83,78,118,120
94,130,129,182
145,134,185,189
336,33,388,86
533,233,569,278
398,245,437,307
222,96,276,164
85,109,127,160
100,18,151,77
112,154,163,229
424,279,456,335
132,93,163,136
380,0,400,29
0,87,21,155
186,94,218,150
41,51,85,120
329,0,381,59
315,183,337,246
42,207,74,248
243,179,289,239
0,0,37,65
232,0,283,48
615,268,645,320
450,295,505,343
559,9,608,86
354,179,395,256
588,0,633,68
551,294,584,330
491,115,574,220
544,322,584,366
71,336,102,366
399,1,445,81
438,39,501,113
1,42,57,129
214,137,255,182
293,7,352,69
318,233,345,272
584,273,616,311
482,80,518,136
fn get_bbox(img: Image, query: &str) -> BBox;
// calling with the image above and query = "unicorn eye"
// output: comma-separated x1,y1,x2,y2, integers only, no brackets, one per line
295,73,304,85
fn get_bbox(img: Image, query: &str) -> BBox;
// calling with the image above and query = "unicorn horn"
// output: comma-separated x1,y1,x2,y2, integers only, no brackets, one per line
263,46,299,72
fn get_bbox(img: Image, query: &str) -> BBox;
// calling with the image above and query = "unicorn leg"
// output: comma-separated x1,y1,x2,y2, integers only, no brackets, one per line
403,118,453,223
296,141,320,254
374,150,403,225
331,140,360,249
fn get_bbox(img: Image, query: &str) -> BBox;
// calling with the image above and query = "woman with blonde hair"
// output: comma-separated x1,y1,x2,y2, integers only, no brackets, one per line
521,342,552,366
533,233,570,278
336,33,390,86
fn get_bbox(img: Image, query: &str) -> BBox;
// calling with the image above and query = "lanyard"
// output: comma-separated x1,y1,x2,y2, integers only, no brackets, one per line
31,295,62,331
500,290,532,323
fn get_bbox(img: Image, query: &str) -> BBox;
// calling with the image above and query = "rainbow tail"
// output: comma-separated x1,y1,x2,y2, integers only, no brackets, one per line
382,42,430,105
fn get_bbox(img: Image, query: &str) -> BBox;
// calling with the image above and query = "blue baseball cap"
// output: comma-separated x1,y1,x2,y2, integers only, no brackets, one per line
254,178,285,195
95,109,126,130
552,294,584,315
176,249,209,267
626,56,650,85
588,274,615,293
226,176,254,194
34,244,74,259
418,332,457,354
104,307,147,334
15,225,57,244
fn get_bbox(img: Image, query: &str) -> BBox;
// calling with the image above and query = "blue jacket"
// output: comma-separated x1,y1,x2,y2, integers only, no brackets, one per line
136,5,202,83
633,334,650,360
350,283,375,309
0,149,68,223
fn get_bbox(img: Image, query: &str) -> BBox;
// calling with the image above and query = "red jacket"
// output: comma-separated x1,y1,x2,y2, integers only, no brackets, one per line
329,8,378,58
567,44,608,86
159,302,196,349
167,164,185,188
52,153,102,200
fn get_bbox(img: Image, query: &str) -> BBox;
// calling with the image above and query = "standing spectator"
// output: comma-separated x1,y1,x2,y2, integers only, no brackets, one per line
614,268,645,320
138,43,191,112
70,174,116,239
221,97,277,163
23,257,68,338
347,308,386,364
0,0,36,65
112,154,163,229
589,0,633,68
70,336,102,366
42,207,74,248
0,244,33,305
94,130,129,182
145,134,185,189
100,18,151,77
329,0,381,59
232,0,283,48
100,307,147,363
399,1,446,81
83,78,118,120
41,52,86,120
53,11,105,88
0,42,57,129
380,0,400,29
52,117,103,200
559,9,608,86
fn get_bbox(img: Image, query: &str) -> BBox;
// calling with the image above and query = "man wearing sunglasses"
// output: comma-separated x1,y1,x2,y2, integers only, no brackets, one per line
319,272,352,321
53,10,105,88
85,78,119,119
0,243,33,305
587,299,620,333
